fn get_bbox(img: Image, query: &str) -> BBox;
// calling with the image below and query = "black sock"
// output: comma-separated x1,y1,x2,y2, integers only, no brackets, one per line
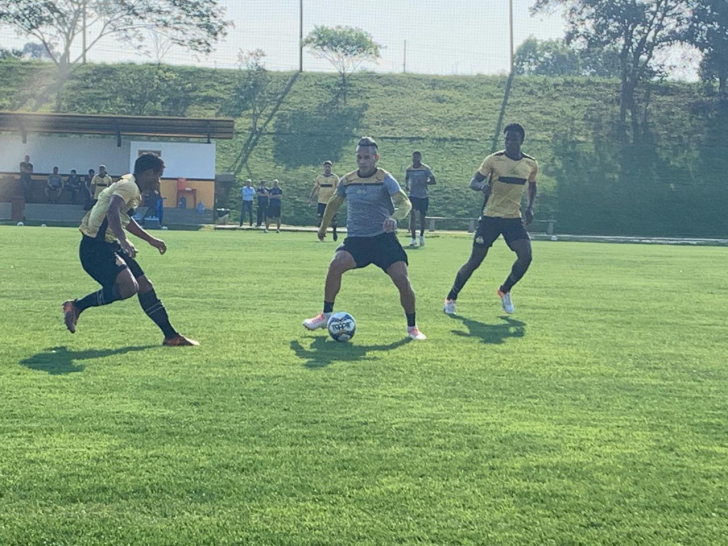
138,289,177,339
406,312,416,328
501,258,531,293
447,270,471,301
75,285,123,314
323,301,334,314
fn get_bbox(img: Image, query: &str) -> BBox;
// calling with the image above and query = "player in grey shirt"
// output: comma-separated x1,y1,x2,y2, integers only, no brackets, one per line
303,137,427,340
405,151,436,247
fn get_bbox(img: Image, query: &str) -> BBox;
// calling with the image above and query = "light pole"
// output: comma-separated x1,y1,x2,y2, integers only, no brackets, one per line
299,0,303,72
509,0,514,74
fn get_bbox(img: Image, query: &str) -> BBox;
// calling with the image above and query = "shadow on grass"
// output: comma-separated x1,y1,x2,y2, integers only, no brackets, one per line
448,315,526,344
291,336,411,369
20,345,158,375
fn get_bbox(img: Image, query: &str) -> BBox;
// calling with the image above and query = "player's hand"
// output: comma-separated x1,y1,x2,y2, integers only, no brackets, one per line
317,226,327,241
524,207,534,225
120,238,137,258
149,237,167,255
383,217,397,233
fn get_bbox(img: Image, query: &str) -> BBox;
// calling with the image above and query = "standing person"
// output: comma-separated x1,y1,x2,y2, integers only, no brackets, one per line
266,179,283,233
19,155,33,201
239,179,255,227
61,152,198,346
309,160,340,241
443,123,538,316
45,167,64,203
303,137,426,341
92,165,113,201
256,180,269,231
64,169,83,204
405,151,436,247
82,169,96,210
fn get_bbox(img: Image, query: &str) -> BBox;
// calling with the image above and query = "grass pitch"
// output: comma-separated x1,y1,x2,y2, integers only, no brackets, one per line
0,226,726,545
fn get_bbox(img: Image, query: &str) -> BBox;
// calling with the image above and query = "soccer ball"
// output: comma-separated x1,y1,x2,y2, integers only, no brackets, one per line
16,222,24,226
41,224,47,228
162,226,168,230
550,235,558,241
327,312,356,342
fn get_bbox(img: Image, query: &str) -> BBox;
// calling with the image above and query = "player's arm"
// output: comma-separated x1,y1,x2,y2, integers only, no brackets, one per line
308,181,319,202
107,195,137,257
391,190,412,221
524,182,537,225
427,169,437,185
126,217,167,254
319,194,344,232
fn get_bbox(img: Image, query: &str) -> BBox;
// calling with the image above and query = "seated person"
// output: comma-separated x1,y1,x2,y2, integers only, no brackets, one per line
45,167,63,204
82,169,95,210
63,169,83,204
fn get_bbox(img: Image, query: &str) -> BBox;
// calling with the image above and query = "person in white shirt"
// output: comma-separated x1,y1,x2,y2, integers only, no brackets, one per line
240,179,255,227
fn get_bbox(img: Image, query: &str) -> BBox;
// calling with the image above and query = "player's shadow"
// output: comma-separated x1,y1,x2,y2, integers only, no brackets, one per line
20,345,157,375
291,337,411,369
448,315,526,344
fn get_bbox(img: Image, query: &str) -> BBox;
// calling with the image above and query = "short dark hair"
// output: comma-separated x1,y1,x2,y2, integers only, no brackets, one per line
412,151,421,155
134,153,164,175
504,123,525,140
357,136,378,150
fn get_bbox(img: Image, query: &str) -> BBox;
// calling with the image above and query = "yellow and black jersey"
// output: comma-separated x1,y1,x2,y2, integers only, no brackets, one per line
478,151,538,218
80,174,141,243
313,173,339,204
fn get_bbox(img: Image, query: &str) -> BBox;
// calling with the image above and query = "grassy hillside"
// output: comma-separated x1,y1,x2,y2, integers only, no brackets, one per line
2,61,726,237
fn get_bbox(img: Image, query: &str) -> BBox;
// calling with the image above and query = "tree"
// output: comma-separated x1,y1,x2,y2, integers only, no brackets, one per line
228,49,275,134
302,26,381,101
0,0,232,76
532,0,691,135
689,0,728,96
515,37,581,76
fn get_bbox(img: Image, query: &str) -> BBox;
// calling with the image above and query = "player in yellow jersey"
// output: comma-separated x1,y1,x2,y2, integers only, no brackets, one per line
303,137,426,340
309,160,340,241
444,123,538,315
62,153,198,346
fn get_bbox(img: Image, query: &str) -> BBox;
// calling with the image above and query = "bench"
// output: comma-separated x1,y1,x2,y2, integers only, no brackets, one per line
411,216,557,234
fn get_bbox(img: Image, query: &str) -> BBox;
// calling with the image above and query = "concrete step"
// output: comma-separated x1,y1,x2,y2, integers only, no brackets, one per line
24,203,87,223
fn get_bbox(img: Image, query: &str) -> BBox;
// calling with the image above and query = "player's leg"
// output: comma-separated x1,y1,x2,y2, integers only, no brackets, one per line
409,206,417,246
63,243,139,333
386,261,426,340
136,275,198,346
497,227,532,314
418,200,428,246
303,249,357,330
276,212,281,233
331,215,338,241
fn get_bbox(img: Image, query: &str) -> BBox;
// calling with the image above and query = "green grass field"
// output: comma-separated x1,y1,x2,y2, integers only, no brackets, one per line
1,226,726,545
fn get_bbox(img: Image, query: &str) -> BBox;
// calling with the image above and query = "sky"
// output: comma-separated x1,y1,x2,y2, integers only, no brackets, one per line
0,0,697,79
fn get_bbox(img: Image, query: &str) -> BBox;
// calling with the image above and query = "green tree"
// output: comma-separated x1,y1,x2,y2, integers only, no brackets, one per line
0,0,232,76
532,0,691,136
689,0,728,96
302,26,381,102
228,49,275,134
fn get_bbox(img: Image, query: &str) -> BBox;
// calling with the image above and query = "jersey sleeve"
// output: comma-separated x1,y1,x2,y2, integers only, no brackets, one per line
477,155,494,179
384,173,403,195
112,182,137,206
335,178,347,197
529,160,539,183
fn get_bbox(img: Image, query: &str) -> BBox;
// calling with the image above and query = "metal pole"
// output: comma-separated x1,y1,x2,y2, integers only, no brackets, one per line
509,0,514,74
82,0,87,64
299,0,303,72
403,40,407,73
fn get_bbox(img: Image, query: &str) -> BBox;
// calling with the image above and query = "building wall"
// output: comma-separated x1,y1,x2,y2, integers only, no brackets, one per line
160,178,214,210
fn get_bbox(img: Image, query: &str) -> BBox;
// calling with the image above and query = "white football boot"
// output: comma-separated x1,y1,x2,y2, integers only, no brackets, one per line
303,312,331,330
443,299,456,315
498,289,515,314
407,326,427,340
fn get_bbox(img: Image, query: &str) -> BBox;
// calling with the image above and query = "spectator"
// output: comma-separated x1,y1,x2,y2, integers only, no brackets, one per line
256,179,269,230
240,178,255,227
82,169,95,210
45,166,63,204
19,155,33,201
266,179,283,233
91,165,113,200
64,169,83,204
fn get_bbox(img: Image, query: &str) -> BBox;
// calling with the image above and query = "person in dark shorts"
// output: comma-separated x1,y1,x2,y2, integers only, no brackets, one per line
256,180,269,230
61,153,198,346
303,137,426,340
266,179,283,233
20,155,33,201
63,169,83,204
309,160,340,241
444,123,538,316
404,151,436,247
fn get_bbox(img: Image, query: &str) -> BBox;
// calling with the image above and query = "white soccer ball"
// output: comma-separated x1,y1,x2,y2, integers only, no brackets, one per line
41,224,47,228
162,226,168,230
550,235,558,241
327,312,356,342
16,222,24,226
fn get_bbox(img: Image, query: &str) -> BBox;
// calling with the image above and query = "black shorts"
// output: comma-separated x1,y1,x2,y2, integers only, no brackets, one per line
337,232,408,271
410,196,429,214
79,235,145,288
267,206,281,218
317,203,337,223
474,216,530,249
